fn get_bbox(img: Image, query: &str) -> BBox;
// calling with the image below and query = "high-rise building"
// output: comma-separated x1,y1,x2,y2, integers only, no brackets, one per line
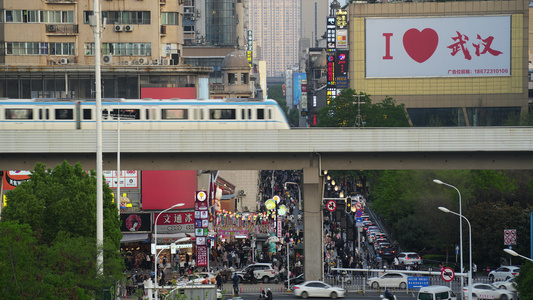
301,0,329,48
0,0,211,99
249,0,301,77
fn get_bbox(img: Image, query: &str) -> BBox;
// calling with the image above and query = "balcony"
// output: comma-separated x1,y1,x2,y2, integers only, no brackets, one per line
45,24,79,36
160,25,167,36
46,0,77,3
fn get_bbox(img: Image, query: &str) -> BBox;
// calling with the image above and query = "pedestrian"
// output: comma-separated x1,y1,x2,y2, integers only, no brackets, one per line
266,288,273,300
216,272,223,290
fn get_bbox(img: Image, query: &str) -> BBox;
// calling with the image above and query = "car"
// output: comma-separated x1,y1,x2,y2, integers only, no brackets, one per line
184,274,208,285
397,252,422,265
293,281,346,298
367,273,409,289
235,263,277,283
463,283,516,300
379,246,397,259
488,266,520,282
196,272,217,284
417,285,457,300
284,273,305,289
492,277,517,292
374,240,391,251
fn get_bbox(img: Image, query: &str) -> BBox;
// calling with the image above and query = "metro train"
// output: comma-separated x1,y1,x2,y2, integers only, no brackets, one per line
0,98,290,130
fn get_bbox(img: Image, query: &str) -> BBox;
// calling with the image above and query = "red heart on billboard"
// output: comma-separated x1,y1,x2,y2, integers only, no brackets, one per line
403,28,439,63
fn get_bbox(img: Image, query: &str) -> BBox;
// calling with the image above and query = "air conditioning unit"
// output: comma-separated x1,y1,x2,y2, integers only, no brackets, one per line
196,11,201,17
138,57,148,65
238,190,246,196
114,25,123,32
103,55,113,64
47,24,57,32
152,59,160,65
60,58,69,64
161,58,171,65
190,17,195,21
124,24,133,32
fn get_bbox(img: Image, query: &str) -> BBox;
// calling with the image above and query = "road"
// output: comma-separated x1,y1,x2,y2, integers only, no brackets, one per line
228,290,418,300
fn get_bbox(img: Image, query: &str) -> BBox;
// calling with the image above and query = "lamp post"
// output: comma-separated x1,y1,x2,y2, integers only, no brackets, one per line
154,203,184,298
504,248,533,263
284,182,301,211
439,206,472,300
433,179,464,299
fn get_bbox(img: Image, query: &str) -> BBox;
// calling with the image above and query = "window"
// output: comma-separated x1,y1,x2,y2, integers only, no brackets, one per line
162,109,188,120
228,73,237,84
209,109,235,120
257,109,264,120
6,109,33,119
86,43,151,56
84,11,150,24
111,109,140,120
162,12,179,25
241,73,249,84
39,109,50,120
83,109,92,120
55,109,73,120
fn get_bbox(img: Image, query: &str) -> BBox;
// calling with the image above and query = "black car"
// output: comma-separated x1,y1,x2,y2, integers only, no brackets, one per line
284,274,305,288
379,246,397,258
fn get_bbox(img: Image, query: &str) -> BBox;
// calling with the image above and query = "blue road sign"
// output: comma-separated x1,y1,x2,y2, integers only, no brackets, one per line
355,209,363,217
408,277,429,289
509,245,513,250
355,217,363,227
455,245,460,255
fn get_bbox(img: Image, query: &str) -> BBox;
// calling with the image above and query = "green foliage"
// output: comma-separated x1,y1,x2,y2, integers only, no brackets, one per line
0,161,124,298
316,89,410,127
368,169,533,267
515,261,533,299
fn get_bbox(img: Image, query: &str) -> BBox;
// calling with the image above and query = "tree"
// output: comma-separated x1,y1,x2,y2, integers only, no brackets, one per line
515,261,533,299
0,161,123,298
316,89,410,127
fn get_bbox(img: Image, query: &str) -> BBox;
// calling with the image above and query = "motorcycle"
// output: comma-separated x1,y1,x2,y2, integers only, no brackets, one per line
243,272,258,284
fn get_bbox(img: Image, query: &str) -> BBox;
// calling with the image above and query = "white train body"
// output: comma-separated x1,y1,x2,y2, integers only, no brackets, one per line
0,98,290,130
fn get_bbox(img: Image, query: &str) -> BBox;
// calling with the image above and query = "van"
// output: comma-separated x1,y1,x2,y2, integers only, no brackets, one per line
417,285,457,300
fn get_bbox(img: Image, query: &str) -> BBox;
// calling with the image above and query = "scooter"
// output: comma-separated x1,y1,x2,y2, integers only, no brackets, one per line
243,272,258,284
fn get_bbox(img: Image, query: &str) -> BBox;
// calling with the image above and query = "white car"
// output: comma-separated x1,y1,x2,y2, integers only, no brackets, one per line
293,281,346,298
464,283,516,300
488,266,520,282
367,273,409,289
397,252,422,265
492,277,517,293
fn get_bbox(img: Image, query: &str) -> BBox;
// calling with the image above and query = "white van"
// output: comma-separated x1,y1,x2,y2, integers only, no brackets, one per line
417,285,457,300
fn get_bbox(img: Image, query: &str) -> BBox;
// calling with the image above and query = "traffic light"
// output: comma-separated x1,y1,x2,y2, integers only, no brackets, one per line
345,197,352,213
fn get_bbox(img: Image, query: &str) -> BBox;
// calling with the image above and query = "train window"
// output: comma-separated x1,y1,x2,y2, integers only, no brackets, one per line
102,109,109,119
268,109,272,119
248,109,251,119
55,109,73,120
162,109,188,120
210,109,235,120
39,109,49,120
6,109,33,119
83,109,92,120
257,109,264,120
111,109,140,120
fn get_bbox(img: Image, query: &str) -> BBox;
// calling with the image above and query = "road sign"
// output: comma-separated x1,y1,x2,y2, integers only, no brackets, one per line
455,245,460,255
355,217,363,227
354,202,363,210
504,229,517,245
355,209,363,217
408,277,429,289
441,267,455,282
326,200,337,212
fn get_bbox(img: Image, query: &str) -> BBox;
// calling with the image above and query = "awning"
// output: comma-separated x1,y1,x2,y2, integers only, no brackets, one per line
121,233,149,243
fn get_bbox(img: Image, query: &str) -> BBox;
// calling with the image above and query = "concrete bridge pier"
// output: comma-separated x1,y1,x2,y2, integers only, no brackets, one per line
302,165,324,281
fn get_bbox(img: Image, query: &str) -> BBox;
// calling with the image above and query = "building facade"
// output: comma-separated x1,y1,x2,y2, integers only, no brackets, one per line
348,0,529,126
249,0,301,77
0,0,211,99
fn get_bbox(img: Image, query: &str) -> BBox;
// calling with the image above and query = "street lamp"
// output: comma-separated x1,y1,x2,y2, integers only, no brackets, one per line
504,248,533,263
433,179,465,299
284,182,302,211
154,202,184,298
439,206,472,300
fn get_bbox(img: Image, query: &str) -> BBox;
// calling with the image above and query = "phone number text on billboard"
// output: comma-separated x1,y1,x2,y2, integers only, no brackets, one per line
365,15,511,78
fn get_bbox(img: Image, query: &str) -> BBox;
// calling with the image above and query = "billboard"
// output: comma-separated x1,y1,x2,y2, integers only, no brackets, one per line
293,73,306,106
141,170,196,210
365,16,511,78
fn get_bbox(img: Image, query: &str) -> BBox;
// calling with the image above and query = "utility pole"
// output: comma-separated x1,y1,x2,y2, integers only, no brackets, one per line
354,95,365,128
